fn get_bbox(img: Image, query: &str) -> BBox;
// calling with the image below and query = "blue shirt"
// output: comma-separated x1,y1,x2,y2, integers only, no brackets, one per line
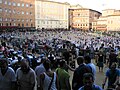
78,84,103,90
106,68,120,86
86,63,96,76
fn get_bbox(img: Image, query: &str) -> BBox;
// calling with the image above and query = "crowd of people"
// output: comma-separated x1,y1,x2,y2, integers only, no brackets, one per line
0,29,120,90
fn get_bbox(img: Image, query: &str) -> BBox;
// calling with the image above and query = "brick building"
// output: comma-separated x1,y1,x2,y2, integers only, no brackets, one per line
69,7,101,30
0,0,35,30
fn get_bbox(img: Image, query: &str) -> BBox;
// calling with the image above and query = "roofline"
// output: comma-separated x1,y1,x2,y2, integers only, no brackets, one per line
36,0,70,5
102,9,116,11
69,8,102,14
108,14,120,16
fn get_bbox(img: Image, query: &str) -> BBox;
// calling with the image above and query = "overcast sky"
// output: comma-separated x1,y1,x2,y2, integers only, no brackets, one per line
53,0,120,12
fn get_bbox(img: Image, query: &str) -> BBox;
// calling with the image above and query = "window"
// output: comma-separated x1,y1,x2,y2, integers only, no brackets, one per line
10,23,11,26
26,19,28,22
26,4,29,7
9,9,11,13
13,23,16,26
26,12,29,15
17,3,20,6
22,24,24,27
89,23,92,26
13,10,16,13
0,17,2,21
5,8,8,12
6,23,8,26
0,0,2,3
30,4,32,7
18,24,20,26
26,23,28,26
11,19,14,22
31,24,33,27
5,18,7,21
13,2,16,6
38,21,40,24
30,19,32,22
17,19,20,22
22,19,24,22
8,2,11,5
5,1,7,4
22,11,24,14
0,8,2,12
30,12,32,15
22,3,24,7
14,19,16,22
17,11,20,14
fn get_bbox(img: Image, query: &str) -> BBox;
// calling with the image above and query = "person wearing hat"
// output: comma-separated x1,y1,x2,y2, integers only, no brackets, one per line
0,58,16,90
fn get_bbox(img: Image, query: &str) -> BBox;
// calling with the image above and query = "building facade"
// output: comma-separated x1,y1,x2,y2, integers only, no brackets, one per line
92,9,120,31
107,14,120,31
0,0,35,30
69,8,101,30
92,16,107,31
35,0,70,29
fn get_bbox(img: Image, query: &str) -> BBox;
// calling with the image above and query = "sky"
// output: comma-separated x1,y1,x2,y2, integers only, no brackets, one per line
53,0,120,12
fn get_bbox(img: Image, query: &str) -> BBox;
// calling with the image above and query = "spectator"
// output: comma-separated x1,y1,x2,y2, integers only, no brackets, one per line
103,63,120,89
16,59,36,90
84,55,96,77
97,51,104,72
0,58,16,90
108,49,117,68
72,56,92,90
117,51,120,68
62,49,70,65
56,60,71,90
35,57,46,90
40,60,59,90
78,73,102,90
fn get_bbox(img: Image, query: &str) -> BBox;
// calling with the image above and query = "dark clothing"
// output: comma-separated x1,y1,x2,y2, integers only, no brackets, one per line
106,69,120,88
109,52,117,68
98,54,104,67
72,64,92,90
63,50,70,64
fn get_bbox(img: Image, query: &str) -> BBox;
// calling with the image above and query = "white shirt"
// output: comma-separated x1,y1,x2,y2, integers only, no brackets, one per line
35,63,46,86
0,67,16,90
16,68,36,90
43,72,57,90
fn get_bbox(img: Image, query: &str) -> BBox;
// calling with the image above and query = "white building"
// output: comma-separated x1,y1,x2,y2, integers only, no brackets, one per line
35,0,70,29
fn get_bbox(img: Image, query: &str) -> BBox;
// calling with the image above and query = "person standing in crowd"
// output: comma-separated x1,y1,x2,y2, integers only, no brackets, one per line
108,49,117,68
0,58,16,90
97,51,104,72
56,60,71,90
78,73,102,90
103,63,120,89
72,56,92,90
35,57,46,90
40,60,59,90
16,59,36,90
62,49,70,65
84,55,96,77
117,51,120,68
